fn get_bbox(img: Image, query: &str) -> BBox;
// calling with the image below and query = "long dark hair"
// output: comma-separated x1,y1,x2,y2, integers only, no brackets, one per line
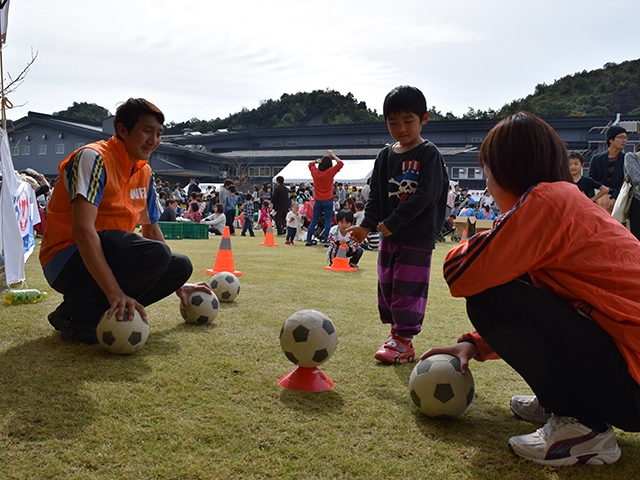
479,112,571,197
318,155,333,172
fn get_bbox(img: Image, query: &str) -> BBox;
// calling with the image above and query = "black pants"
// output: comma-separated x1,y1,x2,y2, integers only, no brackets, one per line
51,230,192,329
274,209,287,235
467,279,640,432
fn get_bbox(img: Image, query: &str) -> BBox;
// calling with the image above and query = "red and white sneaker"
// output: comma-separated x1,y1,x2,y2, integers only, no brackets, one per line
374,333,416,364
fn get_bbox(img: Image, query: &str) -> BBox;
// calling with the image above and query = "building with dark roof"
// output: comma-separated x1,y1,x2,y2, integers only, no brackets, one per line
8,112,639,190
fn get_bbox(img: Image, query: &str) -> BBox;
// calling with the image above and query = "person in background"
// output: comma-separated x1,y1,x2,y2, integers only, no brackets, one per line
159,199,177,222
241,193,255,237
204,203,225,235
354,201,365,226
425,112,640,466
327,209,363,268
223,185,239,235
271,175,290,236
305,150,344,247
258,200,272,235
569,152,609,204
285,202,301,245
624,144,640,240
588,125,627,212
185,201,202,223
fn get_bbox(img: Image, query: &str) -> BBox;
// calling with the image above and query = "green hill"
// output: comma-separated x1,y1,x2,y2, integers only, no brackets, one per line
46,59,640,131
496,58,640,118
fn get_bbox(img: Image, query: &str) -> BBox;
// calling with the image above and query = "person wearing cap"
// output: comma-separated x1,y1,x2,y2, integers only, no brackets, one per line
588,125,628,212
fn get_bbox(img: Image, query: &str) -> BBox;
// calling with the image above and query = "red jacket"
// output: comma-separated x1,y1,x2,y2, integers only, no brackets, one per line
309,160,343,201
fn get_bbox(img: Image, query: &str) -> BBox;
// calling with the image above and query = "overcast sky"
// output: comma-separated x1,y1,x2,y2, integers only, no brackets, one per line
2,0,638,124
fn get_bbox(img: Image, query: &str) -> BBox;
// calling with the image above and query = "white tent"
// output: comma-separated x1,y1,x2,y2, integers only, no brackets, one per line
274,159,375,185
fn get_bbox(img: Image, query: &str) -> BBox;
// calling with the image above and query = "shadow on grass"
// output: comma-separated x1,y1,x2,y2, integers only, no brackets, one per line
0,333,154,442
279,384,345,413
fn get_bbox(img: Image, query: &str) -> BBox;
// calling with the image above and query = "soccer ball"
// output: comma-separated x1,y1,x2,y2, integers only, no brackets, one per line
209,272,241,303
96,309,149,355
279,310,337,368
409,354,474,419
180,291,219,325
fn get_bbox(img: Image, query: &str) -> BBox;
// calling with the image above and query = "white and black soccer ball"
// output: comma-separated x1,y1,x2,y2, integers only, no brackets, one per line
279,310,337,368
96,309,149,355
180,291,219,325
209,272,241,303
409,353,474,419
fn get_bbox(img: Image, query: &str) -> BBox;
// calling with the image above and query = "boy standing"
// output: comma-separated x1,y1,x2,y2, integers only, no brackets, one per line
349,85,448,364
241,193,256,237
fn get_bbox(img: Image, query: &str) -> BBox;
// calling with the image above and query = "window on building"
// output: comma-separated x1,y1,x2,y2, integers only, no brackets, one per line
271,142,282,147
451,167,483,180
372,139,385,145
252,143,261,148
471,137,483,143
154,152,168,161
21,146,30,155
286,142,297,147
55,144,65,154
273,167,283,176
355,140,366,145
249,166,271,177
11,146,19,156
75,143,85,150
38,145,47,155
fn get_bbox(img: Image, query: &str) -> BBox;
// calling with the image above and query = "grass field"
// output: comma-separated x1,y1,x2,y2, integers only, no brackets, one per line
1,234,639,479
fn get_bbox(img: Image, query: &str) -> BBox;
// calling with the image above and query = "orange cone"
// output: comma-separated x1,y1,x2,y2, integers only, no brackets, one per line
260,221,279,246
205,226,243,276
324,244,357,272
460,229,468,244
278,366,334,392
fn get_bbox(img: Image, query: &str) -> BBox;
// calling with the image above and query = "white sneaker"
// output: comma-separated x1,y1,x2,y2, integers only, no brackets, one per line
508,414,621,466
510,395,552,423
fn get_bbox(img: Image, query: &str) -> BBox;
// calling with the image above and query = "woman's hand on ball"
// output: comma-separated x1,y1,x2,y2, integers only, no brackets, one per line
420,342,478,374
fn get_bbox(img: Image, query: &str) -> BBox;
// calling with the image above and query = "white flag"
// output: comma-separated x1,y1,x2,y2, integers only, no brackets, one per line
0,0,9,45
0,128,39,286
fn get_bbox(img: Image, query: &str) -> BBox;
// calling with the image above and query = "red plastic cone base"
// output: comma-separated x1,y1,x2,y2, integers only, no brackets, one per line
324,259,357,272
278,366,334,392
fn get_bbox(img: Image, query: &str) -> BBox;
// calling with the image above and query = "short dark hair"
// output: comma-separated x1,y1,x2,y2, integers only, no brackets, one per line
228,185,236,193
383,85,427,120
245,193,252,201
276,176,284,184
479,112,571,198
336,209,355,224
568,152,585,164
190,202,199,212
114,98,164,138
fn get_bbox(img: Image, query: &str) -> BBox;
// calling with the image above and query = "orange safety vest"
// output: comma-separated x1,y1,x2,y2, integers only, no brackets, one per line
40,135,153,267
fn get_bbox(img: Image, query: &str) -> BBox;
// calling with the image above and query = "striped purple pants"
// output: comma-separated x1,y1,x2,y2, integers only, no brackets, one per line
377,239,433,339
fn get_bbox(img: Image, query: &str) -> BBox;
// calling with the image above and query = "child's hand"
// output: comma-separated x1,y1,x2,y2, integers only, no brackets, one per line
377,222,391,237
347,225,369,243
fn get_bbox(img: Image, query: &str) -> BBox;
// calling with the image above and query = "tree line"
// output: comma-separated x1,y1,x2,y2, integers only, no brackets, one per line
49,58,640,132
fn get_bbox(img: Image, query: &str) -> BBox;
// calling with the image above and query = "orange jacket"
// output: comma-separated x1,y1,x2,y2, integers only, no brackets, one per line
445,182,640,383
40,136,154,267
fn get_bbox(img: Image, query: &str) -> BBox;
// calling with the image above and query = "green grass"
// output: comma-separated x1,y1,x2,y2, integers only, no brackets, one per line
1,235,639,479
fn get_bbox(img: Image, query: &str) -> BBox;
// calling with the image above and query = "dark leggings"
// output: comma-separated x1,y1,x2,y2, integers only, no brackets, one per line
52,230,192,329
467,279,640,432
